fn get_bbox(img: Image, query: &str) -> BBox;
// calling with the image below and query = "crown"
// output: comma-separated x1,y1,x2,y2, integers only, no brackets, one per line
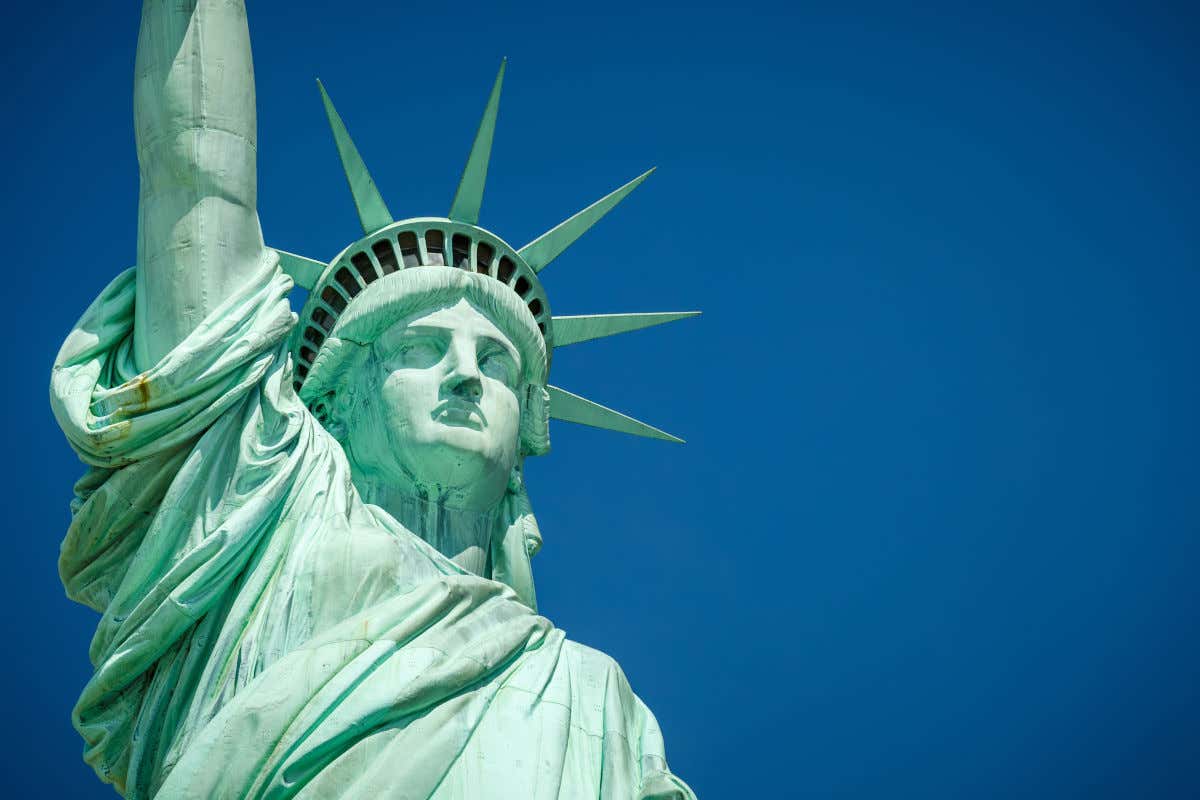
276,61,697,444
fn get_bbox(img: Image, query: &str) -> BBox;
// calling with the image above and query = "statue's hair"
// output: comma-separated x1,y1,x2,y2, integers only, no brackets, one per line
491,460,543,609
301,267,550,456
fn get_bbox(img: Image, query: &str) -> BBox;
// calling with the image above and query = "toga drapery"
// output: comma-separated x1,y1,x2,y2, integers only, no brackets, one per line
50,254,694,799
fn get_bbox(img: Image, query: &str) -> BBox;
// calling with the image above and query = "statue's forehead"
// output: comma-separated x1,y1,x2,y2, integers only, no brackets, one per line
376,297,518,351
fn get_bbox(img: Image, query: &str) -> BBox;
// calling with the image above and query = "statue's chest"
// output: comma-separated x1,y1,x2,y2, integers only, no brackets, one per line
267,514,442,648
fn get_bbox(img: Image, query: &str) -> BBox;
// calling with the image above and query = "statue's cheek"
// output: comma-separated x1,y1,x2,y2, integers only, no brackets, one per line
487,384,523,444
378,369,439,430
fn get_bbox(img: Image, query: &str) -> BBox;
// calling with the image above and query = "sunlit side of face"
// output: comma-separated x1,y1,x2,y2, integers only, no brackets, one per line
342,298,523,511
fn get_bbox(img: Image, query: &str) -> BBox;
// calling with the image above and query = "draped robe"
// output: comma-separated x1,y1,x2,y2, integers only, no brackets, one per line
50,257,695,800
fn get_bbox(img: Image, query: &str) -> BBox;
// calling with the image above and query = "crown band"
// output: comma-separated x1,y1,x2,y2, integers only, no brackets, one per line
292,217,551,394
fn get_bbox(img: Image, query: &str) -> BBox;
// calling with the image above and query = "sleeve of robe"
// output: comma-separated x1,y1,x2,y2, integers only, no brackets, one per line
50,255,300,791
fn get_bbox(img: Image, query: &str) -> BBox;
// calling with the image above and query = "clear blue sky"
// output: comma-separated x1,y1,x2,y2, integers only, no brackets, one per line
5,1,1198,797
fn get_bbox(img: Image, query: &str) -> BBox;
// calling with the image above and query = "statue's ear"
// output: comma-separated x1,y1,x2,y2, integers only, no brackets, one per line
322,365,362,444
519,384,551,456
301,336,367,442
308,338,377,442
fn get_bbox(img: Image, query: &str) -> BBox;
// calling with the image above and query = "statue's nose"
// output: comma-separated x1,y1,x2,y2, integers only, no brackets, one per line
449,373,483,402
444,339,484,402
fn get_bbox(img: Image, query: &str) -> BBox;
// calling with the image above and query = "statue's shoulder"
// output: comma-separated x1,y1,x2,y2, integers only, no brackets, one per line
556,638,645,723
560,638,625,675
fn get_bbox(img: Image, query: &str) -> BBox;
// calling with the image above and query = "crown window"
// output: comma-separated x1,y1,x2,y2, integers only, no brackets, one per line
398,231,420,267
424,230,446,266
372,240,399,274
335,267,361,297
312,307,334,333
351,252,378,284
497,257,515,284
476,242,494,275
452,234,471,269
320,286,347,313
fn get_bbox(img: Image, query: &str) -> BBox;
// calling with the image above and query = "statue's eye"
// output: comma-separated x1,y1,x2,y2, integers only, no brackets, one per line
479,349,517,387
393,336,444,368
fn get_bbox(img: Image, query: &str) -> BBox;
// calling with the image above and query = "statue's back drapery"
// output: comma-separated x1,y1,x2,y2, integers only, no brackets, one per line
49,2,695,798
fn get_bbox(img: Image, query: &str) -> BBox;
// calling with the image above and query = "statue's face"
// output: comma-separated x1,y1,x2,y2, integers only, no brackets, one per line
342,297,523,511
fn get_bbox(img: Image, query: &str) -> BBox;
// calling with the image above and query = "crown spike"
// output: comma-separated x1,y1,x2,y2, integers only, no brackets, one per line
519,168,655,273
552,311,700,348
317,80,393,234
274,248,326,290
548,385,684,443
448,59,506,225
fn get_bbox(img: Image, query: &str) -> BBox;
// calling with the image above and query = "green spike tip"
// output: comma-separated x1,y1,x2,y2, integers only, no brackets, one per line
552,311,700,348
448,60,506,225
317,79,393,234
547,385,684,443
519,168,655,273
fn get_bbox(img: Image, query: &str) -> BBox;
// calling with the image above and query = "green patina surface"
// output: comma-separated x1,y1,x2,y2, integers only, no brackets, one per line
49,2,698,798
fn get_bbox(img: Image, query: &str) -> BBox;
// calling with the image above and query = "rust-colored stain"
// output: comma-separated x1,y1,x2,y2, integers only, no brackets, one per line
130,375,152,408
89,419,133,447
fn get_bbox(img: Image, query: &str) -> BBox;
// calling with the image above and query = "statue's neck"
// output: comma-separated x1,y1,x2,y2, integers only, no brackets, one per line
355,479,497,575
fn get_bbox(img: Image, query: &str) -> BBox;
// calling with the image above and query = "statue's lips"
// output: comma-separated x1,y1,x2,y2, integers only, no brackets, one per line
432,399,487,431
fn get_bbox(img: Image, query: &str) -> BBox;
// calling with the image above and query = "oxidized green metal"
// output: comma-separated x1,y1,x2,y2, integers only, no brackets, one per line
49,2,699,798
317,80,393,233
448,60,506,225
519,168,656,273
295,75,686,441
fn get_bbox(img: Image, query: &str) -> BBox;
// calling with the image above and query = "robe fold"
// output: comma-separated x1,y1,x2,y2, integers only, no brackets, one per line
50,258,695,800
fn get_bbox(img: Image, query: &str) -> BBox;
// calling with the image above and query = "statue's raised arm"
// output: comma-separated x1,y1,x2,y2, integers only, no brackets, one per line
133,0,263,371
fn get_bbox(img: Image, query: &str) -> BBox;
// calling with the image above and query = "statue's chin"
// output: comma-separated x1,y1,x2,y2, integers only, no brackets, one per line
383,432,513,510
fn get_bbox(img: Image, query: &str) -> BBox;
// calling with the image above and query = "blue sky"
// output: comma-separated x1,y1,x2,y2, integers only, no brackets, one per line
5,1,1198,797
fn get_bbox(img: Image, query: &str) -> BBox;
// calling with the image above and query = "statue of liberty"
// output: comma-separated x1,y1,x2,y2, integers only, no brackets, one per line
48,2,698,798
